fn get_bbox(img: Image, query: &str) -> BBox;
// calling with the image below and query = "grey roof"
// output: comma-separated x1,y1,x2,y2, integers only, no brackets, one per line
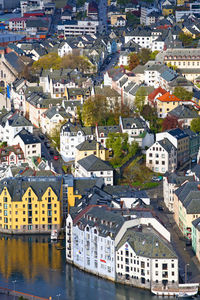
76,140,104,151
0,176,63,202
158,138,175,153
121,117,148,130
15,129,41,145
43,106,71,119
168,128,188,140
77,154,113,172
73,177,104,196
175,181,200,214
192,217,200,232
164,172,194,185
103,185,148,199
116,228,177,259
73,205,124,238
169,105,198,120
97,125,120,137
61,122,94,136
4,52,25,73
0,111,32,128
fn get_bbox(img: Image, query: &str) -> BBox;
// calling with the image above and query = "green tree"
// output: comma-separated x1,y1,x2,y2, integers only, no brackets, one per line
82,95,108,126
191,118,200,133
127,52,139,71
128,141,139,156
138,48,151,65
134,87,146,112
126,12,140,26
106,132,128,158
173,87,193,101
150,50,159,60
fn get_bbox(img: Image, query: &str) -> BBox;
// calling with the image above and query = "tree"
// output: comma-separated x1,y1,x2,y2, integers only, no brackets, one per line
141,104,157,123
49,120,67,150
126,12,140,26
32,53,62,72
191,117,200,133
127,52,139,71
61,54,92,73
179,32,193,46
82,95,108,126
106,132,128,158
134,87,146,112
173,87,193,101
150,50,159,60
162,115,183,131
138,48,151,65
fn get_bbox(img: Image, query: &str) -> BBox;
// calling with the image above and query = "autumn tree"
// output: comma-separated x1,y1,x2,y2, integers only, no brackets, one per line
106,132,129,158
128,52,139,71
61,54,92,73
82,95,108,126
179,32,193,46
134,87,146,112
162,115,183,131
173,87,193,101
49,119,67,150
191,117,200,133
138,48,151,65
32,52,62,72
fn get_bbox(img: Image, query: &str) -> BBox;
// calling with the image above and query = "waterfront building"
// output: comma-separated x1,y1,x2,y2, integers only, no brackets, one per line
0,176,63,233
192,217,200,263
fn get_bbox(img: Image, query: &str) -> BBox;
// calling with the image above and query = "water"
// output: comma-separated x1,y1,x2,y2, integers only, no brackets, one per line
0,235,189,300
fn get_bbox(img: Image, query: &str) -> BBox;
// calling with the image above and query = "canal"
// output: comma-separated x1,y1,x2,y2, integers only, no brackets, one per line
0,235,188,300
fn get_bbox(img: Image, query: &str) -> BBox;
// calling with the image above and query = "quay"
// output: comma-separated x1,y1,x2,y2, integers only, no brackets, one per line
0,286,50,300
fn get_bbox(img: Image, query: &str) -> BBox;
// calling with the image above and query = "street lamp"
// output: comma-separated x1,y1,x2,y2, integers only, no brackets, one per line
185,264,189,283
56,294,61,300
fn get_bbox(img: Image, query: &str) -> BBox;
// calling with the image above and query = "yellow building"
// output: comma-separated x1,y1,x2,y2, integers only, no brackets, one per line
176,0,186,6
174,182,200,239
110,14,126,26
155,92,184,118
0,177,63,233
182,27,197,39
75,140,111,164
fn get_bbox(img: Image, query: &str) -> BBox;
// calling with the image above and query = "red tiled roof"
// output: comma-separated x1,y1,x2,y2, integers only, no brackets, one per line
157,92,182,102
148,87,167,102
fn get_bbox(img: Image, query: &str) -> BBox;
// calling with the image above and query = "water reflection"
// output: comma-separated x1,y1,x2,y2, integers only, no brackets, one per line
0,236,180,300
0,235,61,282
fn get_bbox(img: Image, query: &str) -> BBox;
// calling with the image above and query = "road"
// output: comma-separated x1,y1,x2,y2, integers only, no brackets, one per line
94,52,119,85
33,128,64,175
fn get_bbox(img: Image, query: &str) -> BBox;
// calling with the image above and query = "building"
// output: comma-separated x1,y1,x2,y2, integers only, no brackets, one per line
0,110,33,146
168,105,198,128
156,128,189,167
60,122,94,162
0,144,25,167
75,154,114,186
146,138,177,174
174,181,200,239
192,217,200,262
119,116,154,148
57,20,100,36
0,176,62,233
95,125,120,148
14,129,41,159
75,140,111,164
163,172,194,212
155,92,183,118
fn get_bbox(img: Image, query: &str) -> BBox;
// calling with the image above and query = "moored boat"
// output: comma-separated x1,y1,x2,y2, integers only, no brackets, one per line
151,283,199,297
51,230,58,241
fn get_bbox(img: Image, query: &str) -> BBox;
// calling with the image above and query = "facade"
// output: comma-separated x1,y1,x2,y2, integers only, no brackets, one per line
75,154,114,186
66,205,178,290
119,116,154,148
0,111,33,146
155,92,183,118
60,122,94,162
0,176,62,233
14,129,41,159
0,144,25,167
57,20,100,36
168,105,199,128
75,140,110,164
174,182,200,239
146,138,177,174
156,129,189,167
95,125,120,148
192,217,200,263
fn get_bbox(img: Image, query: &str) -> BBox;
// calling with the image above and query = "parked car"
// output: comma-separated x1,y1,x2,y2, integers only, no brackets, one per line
152,176,163,182
53,155,59,160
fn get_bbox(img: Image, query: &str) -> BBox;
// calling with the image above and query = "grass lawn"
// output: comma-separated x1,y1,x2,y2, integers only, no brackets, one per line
121,159,161,189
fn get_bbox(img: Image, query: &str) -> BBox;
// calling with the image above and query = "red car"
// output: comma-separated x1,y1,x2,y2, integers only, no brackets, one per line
53,155,59,160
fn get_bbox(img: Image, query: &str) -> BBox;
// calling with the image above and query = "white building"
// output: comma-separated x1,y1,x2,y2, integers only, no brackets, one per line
58,41,73,57
95,125,120,148
146,138,177,174
60,122,94,162
14,129,41,159
119,116,154,148
57,20,100,36
75,154,114,186
0,110,33,146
